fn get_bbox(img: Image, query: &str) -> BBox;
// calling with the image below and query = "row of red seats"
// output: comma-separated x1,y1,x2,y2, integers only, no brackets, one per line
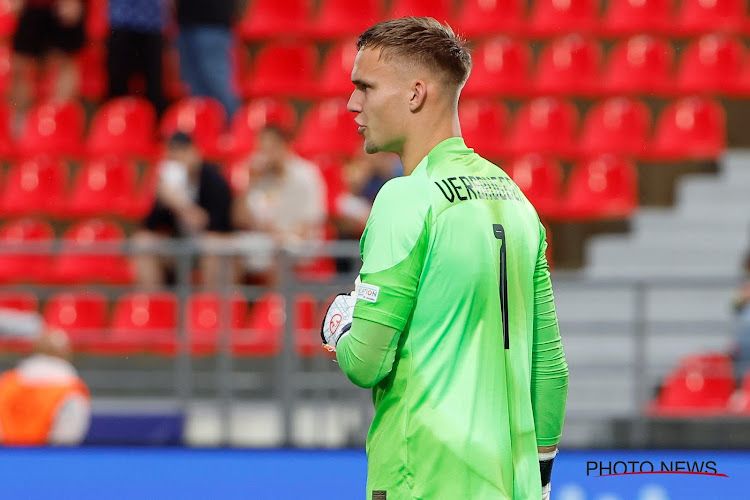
0,290,324,357
234,34,750,99
649,353,750,416
236,0,750,40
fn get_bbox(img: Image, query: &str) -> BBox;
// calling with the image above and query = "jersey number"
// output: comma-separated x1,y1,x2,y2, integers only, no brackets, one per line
493,224,509,349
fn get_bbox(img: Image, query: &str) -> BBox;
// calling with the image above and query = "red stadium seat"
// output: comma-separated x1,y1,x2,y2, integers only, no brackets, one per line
729,371,750,413
53,218,133,284
561,155,638,220
0,102,14,158
0,0,18,37
527,0,599,37
75,43,107,101
507,154,563,218
312,155,347,217
86,97,157,159
311,0,382,39
317,39,358,98
43,292,108,352
675,35,745,95
131,166,159,221
294,98,361,158
109,293,177,355
235,293,285,356
650,352,735,416
459,98,510,158
0,218,53,283
66,156,138,219
674,0,745,36
508,97,579,157
534,35,602,96
16,101,84,158
579,97,651,158
463,37,532,97
0,44,11,96
650,97,726,160
85,0,108,41
388,0,451,20
295,293,321,356
224,98,298,160
243,42,318,99
238,0,312,40
454,0,524,37
602,36,674,96
187,293,249,356
159,97,226,158
600,0,671,36
1,156,67,216
0,292,38,353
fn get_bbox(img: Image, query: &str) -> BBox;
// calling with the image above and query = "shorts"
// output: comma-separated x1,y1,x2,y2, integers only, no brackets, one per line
13,6,86,57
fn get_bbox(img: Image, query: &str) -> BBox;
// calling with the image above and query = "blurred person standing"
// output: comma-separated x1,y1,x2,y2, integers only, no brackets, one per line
0,329,90,446
10,0,86,124
233,126,327,283
134,131,234,288
175,0,239,118
732,252,750,382
107,0,167,114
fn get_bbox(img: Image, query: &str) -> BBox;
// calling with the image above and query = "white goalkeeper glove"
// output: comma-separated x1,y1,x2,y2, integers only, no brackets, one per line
540,449,558,500
320,277,361,353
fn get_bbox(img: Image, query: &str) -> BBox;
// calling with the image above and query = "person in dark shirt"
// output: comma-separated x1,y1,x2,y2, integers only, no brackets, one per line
133,132,234,288
175,0,239,117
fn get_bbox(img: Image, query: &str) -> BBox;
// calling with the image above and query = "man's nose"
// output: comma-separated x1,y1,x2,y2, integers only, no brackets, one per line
347,91,361,113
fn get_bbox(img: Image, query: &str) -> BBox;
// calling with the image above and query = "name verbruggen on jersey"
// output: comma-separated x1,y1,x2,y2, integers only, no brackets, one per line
434,175,523,203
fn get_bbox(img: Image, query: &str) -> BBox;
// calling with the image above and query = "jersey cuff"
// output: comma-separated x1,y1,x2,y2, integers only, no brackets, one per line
353,308,405,333
536,435,562,447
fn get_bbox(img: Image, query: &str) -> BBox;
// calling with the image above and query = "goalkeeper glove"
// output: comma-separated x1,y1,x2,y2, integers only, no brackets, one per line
540,449,558,500
321,293,356,353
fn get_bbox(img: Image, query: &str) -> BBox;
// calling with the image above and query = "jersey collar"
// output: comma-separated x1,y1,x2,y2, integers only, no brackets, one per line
412,137,473,175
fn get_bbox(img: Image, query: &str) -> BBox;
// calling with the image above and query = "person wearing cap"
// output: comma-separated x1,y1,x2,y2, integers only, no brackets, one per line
0,329,90,446
133,131,234,288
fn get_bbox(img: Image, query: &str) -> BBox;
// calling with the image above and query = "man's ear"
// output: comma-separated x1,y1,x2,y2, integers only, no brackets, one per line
409,80,426,112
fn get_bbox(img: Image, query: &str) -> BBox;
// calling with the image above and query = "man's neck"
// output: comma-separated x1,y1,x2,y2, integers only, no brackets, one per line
399,115,461,175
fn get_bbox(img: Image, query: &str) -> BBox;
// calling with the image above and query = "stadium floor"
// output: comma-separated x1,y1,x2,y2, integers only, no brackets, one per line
0,448,744,499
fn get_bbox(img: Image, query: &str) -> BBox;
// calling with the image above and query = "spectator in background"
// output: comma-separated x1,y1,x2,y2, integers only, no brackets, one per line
732,252,750,382
233,126,327,283
107,0,167,114
175,0,239,118
10,0,86,126
0,329,90,446
133,132,234,288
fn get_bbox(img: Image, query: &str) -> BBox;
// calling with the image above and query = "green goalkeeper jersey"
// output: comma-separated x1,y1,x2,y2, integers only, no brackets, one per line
349,137,567,500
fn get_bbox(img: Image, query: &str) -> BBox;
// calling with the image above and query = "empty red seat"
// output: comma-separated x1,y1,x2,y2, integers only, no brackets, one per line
528,0,599,37
224,98,298,160
159,97,226,158
238,0,312,40
0,292,38,352
53,218,133,284
66,156,139,219
0,218,53,283
676,34,745,95
75,43,107,101
295,293,321,356
85,0,108,41
294,98,361,158
602,36,674,96
579,97,651,158
312,0,382,39
86,97,157,159
463,37,531,97
43,292,108,352
16,101,85,158
509,97,579,157
455,0,524,37
235,293,285,356
650,97,726,160
674,0,745,36
388,0,451,20
0,0,17,37
650,352,735,416
317,39,358,98
459,99,509,158
0,102,14,158
535,35,602,96
507,154,563,218
187,293,249,356
1,156,67,216
243,42,318,99
109,292,177,354
600,0,671,36
561,155,638,220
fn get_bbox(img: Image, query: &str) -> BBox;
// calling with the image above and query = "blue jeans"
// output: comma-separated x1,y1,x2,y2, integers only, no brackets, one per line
177,26,239,118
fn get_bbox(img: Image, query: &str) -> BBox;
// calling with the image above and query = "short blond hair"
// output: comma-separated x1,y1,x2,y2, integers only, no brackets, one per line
356,17,472,89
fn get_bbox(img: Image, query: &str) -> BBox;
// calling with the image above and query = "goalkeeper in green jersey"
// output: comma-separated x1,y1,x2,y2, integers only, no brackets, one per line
320,17,568,500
